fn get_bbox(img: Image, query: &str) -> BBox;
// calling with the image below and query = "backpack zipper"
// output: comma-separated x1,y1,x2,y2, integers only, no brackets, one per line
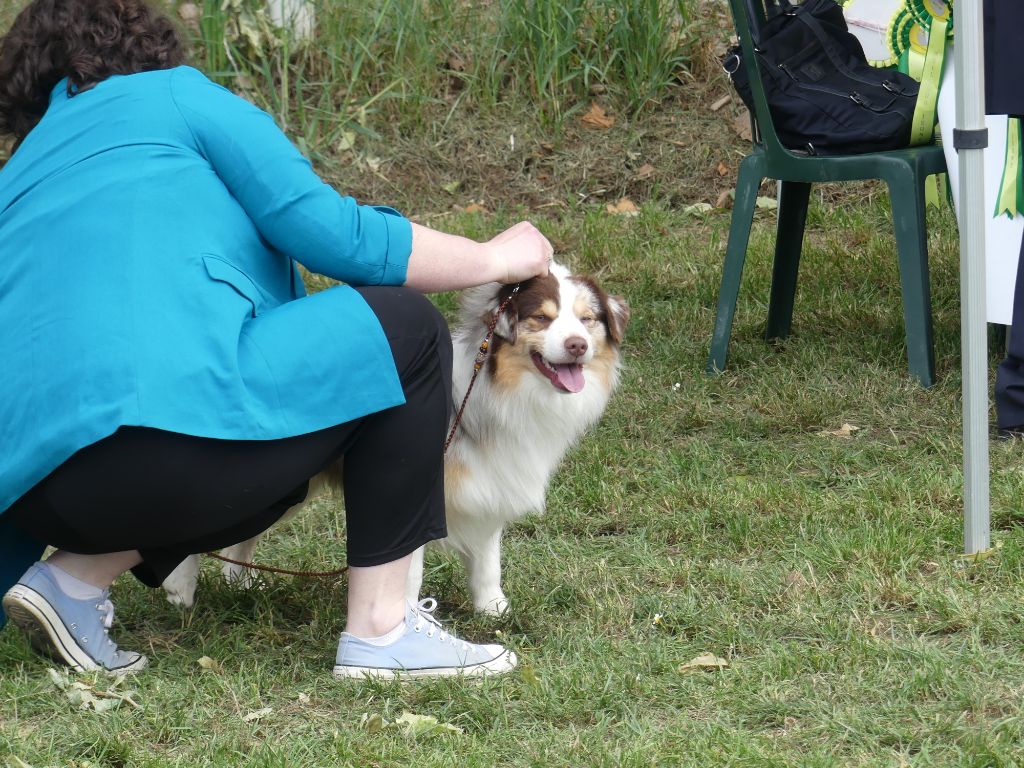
776,63,903,115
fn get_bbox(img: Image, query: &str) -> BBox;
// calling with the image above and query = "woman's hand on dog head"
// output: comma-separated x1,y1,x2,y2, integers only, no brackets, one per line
486,221,553,284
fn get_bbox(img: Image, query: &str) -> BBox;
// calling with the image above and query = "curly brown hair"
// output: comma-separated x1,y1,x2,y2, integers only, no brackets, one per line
0,0,186,145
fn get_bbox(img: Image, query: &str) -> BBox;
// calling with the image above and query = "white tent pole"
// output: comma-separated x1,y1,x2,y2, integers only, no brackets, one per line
954,0,990,554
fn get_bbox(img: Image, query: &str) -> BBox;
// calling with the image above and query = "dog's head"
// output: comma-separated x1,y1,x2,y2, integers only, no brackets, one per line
470,263,629,395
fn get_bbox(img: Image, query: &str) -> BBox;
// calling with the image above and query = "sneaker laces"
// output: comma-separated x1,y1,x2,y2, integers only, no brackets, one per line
410,598,472,651
96,599,118,647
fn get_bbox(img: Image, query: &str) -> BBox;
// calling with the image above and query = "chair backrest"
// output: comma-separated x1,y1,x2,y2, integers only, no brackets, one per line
725,0,793,157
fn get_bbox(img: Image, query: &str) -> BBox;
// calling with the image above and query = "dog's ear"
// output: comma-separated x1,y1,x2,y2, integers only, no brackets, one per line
603,294,630,343
492,301,518,343
483,284,520,343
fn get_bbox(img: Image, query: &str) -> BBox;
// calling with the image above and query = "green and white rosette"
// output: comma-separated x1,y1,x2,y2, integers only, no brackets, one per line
888,0,950,145
860,0,1023,218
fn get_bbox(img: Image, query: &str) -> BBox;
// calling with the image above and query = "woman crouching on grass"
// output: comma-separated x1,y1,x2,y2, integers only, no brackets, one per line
0,0,552,678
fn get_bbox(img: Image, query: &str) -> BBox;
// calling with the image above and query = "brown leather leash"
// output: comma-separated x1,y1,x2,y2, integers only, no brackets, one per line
205,284,522,580
203,550,348,578
444,283,520,452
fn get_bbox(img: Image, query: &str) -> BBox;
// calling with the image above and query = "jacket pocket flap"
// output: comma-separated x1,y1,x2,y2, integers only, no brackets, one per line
203,254,269,315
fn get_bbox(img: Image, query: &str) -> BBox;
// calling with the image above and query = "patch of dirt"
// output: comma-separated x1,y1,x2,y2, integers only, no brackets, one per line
315,8,749,216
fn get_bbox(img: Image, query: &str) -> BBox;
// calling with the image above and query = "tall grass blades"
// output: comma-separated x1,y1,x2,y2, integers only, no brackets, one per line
500,0,591,123
598,0,694,114
178,0,700,147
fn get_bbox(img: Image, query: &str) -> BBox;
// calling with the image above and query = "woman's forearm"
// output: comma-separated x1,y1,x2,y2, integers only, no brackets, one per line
403,221,553,292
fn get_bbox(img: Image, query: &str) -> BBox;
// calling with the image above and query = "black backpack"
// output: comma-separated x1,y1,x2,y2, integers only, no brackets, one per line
724,0,920,155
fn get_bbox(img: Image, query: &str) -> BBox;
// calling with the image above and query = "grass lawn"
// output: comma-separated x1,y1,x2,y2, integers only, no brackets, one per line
5,194,1024,766
4,1,1024,766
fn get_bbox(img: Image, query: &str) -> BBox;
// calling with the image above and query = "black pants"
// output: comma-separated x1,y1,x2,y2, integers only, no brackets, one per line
6,287,451,587
996,237,1024,430
986,0,1024,430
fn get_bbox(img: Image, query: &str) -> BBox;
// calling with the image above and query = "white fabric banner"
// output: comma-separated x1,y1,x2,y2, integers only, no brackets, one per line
937,51,1024,325
844,0,904,64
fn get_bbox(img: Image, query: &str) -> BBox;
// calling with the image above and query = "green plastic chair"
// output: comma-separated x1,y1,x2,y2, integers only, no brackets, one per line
707,0,948,386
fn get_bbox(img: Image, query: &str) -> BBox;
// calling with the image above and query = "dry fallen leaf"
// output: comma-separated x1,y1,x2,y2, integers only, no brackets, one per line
683,202,714,216
446,53,466,72
710,94,732,112
178,2,201,30
715,190,734,209
360,711,463,738
463,202,489,214
818,423,860,438
298,692,311,705
48,668,141,712
360,712,386,734
633,163,656,181
520,664,541,686
581,102,615,130
394,711,464,738
733,109,752,141
197,656,221,672
678,653,730,672
243,707,273,723
606,198,640,217
755,196,778,210
716,161,730,177
336,130,357,153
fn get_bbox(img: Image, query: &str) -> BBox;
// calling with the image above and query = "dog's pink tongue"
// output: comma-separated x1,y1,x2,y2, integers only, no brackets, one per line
554,363,585,393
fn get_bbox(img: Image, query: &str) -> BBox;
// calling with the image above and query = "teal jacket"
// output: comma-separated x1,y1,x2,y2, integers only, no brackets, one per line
0,66,414,623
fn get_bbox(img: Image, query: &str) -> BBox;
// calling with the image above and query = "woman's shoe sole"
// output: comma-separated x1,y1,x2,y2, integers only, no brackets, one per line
332,650,517,680
2,586,147,675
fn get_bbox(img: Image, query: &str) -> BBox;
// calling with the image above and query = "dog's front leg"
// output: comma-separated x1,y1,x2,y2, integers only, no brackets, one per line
219,536,261,589
461,526,508,616
405,545,426,604
162,555,200,607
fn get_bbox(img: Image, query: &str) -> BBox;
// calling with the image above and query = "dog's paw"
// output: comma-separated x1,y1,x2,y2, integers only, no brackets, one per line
164,587,195,608
162,558,199,608
221,562,258,589
475,594,509,617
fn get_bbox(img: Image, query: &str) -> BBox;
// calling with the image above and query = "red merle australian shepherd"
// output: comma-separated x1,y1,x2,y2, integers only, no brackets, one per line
162,262,629,615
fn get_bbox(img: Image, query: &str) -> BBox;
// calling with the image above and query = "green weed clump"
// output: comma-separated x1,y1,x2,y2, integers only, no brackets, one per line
8,192,1024,767
186,0,697,147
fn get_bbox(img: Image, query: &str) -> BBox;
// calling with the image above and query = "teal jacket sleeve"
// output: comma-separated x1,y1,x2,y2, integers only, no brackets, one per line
168,67,411,286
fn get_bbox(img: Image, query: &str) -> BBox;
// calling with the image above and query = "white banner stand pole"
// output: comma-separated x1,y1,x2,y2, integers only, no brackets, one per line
955,1,990,554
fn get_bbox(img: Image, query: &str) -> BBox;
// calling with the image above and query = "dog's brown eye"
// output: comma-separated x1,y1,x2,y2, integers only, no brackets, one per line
531,314,552,323
580,316,597,326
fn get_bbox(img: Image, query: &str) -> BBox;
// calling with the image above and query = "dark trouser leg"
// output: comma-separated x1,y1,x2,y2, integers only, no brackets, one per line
6,287,452,585
6,428,324,586
995,234,1024,429
341,287,452,567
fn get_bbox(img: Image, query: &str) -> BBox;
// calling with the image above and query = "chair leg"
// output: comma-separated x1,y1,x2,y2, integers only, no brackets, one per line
888,170,936,387
765,180,811,340
707,155,765,375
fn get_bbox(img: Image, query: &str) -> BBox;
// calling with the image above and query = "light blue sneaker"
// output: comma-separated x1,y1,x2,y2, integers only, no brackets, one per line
333,598,517,680
1,562,147,675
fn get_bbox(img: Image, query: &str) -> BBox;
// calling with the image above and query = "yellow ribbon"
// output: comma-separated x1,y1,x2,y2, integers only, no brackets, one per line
909,16,948,146
994,118,1024,219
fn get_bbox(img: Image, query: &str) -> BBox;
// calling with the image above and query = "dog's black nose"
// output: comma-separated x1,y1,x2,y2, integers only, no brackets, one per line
565,336,588,358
